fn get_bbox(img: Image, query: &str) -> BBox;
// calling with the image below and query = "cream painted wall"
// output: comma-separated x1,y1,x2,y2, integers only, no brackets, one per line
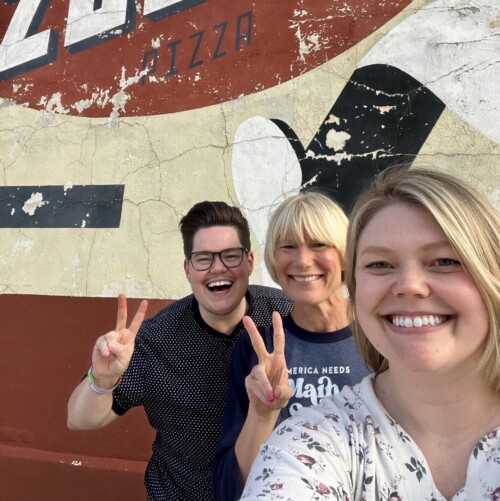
0,0,498,298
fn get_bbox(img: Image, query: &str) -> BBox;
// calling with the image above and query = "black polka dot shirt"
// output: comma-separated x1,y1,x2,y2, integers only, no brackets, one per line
112,285,293,500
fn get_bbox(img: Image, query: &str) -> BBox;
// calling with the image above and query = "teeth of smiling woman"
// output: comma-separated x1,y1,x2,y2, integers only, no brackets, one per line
391,315,447,328
293,276,319,282
208,280,231,288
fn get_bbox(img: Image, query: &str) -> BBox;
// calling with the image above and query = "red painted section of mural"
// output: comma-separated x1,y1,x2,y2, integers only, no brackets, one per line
0,295,170,499
0,0,411,117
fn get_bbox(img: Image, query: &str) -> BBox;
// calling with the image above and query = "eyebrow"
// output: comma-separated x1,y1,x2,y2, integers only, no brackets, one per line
191,246,242,253
358,240,453,256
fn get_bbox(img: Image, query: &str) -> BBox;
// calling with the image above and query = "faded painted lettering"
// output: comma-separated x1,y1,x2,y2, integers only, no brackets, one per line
0,0,57,80
64,0,134,52
140,11,252,84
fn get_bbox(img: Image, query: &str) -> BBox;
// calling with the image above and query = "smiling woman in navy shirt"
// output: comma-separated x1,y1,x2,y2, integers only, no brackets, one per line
212,191,369,501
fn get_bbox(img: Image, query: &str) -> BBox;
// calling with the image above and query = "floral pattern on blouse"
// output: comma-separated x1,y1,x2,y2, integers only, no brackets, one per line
241,375,500,501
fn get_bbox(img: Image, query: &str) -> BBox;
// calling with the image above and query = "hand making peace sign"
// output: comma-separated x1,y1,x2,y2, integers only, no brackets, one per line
243,311,292,416
91,294,149,386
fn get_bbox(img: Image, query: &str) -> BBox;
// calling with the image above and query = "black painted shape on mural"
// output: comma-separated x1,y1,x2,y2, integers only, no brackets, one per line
273,64,446,212
0,185,124,228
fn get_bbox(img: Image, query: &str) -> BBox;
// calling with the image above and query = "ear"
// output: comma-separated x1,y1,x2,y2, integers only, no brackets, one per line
247,250,255,275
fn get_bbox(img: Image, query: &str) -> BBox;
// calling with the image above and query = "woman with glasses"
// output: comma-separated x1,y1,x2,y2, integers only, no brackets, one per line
212,192,369,500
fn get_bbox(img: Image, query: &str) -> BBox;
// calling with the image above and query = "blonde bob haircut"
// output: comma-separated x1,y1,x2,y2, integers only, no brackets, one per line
344,166,500,392
264,191,348,285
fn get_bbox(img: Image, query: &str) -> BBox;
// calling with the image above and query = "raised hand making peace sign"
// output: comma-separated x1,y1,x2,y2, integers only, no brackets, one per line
243,311,291,416
91,294,149,388
67,294,149,430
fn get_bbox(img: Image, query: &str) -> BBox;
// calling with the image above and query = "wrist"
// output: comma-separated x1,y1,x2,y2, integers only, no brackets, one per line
87,367,121,394
248,402,281,423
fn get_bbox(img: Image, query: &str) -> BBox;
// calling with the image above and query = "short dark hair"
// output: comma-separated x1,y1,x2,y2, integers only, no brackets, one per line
179,201,251,257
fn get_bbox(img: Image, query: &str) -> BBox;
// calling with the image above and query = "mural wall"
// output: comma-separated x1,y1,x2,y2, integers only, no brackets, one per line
1,0,498,296
0,0,499,497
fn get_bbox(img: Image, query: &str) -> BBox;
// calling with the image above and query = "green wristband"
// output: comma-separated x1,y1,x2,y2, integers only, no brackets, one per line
87,367,121,394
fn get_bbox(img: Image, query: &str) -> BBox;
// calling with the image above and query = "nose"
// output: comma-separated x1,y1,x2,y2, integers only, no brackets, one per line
295,245,314,268
209,253,228,272
392,264,430,297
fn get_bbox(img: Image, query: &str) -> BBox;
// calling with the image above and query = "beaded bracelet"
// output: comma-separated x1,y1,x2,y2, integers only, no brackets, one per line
87,367,121,394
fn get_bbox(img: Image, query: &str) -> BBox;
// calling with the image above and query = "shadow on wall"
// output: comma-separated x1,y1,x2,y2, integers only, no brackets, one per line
0,295,171,500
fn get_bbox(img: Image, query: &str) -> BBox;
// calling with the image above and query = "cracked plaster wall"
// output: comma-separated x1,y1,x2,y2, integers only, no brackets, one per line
0,0,499,299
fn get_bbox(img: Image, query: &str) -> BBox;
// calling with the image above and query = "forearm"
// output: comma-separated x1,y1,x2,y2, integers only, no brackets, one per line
235,405,281,483
67,378,119,430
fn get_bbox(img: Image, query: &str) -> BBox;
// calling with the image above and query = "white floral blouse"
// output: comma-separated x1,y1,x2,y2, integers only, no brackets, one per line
241,375,500,501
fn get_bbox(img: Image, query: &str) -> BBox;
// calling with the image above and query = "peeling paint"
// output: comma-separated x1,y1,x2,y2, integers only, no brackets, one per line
325,114,341,126
325,130,351,152
73,89,111,114
73,98,94,114
291,9,326,61
305,148,390,165
374,105,396,115
22,193,49,216
46,92,69,115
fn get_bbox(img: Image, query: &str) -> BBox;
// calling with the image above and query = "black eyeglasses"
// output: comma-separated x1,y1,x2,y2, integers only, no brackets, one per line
188,247,248,271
